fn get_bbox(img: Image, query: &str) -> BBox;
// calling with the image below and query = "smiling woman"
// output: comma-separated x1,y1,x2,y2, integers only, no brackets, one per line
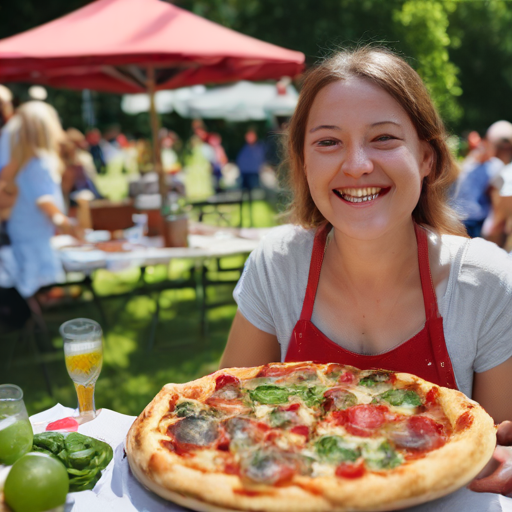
220,47,512,508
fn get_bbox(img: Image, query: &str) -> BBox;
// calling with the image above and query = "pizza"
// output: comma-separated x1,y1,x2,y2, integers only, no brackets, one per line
125,362,496,512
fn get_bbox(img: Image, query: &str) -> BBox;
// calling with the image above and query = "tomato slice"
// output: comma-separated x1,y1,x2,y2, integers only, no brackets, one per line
290,425,309,439
215,374,240,390
335,461,366,479
46,417,79,432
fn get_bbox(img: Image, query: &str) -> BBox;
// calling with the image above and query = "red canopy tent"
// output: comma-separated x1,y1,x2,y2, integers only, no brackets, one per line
0,0,304,213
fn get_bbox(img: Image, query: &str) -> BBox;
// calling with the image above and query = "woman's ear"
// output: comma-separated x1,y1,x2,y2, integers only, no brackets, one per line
420,142,434,178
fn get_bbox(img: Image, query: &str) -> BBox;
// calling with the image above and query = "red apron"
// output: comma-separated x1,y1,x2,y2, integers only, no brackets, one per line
285,223,458,389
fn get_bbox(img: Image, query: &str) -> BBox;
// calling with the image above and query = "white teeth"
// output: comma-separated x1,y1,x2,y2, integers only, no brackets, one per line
336,187,382,203
342,193,380,203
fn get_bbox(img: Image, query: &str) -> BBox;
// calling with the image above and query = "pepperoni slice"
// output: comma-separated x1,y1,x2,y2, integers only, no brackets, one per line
338,371,355,384
333,405,388,437
335,461,366,479
290,425,309,439
392,416,446,452
425,387,440,406
215,374,240,391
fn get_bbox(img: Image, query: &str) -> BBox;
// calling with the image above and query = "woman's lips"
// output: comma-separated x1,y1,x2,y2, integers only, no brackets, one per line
333,186,390,204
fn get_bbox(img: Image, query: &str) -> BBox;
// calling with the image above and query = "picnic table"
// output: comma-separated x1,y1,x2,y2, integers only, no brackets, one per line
51,223,271,345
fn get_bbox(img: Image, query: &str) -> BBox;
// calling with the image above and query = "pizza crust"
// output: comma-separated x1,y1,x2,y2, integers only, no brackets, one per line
126,363,497,512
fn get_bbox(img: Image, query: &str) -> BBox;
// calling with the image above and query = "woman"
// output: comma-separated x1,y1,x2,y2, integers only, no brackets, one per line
221,48,512,507
0,101,81,298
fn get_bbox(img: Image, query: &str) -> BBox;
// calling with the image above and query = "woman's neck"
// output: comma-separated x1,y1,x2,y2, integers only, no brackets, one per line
326,219,419,292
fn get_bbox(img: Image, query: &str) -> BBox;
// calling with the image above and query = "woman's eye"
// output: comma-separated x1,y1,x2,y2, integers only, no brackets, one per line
375,135,396,142
316,139,338,147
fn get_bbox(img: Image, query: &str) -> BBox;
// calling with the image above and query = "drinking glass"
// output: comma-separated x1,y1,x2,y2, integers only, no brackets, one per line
61,318,103,420
0,384,34,465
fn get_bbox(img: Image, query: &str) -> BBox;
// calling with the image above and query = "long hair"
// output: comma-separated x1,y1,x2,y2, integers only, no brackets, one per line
9,101,64,172
284,46,467,236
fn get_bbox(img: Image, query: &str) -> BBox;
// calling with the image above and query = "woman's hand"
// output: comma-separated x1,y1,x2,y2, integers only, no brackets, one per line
469,421,512,496
57,216,85,241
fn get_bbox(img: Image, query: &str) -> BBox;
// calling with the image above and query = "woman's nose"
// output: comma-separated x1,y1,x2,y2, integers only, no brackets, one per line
341,145,373,178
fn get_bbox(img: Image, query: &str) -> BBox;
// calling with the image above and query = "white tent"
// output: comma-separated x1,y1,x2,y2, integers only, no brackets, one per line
121,80,298,121
120,85,206,115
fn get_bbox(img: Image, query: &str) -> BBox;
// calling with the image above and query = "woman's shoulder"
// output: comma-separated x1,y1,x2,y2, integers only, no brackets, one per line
256,223,316,255
247,223,315,275
435,231,512,290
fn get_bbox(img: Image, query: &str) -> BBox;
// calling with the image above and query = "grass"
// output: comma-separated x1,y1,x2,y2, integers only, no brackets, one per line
1,197,279,417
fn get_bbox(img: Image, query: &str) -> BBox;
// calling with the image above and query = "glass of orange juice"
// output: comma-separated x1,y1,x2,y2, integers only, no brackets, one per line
60,318,103,420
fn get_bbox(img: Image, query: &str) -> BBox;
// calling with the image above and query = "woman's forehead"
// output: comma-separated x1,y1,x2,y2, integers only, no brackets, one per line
306,78,410,129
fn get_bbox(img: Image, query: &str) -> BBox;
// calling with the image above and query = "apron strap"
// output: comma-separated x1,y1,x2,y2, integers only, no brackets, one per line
299,223,330,321
414,224,441,320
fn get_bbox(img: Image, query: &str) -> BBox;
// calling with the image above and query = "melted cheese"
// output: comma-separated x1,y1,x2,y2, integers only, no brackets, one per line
253,404,273,420
186,449,224,471
389,404,418,416
311,462,336,478
297,405,316,426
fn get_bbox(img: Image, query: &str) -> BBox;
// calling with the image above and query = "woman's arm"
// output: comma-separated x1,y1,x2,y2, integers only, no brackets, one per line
37,198,83,239
473,355,512,424
219,310,281,369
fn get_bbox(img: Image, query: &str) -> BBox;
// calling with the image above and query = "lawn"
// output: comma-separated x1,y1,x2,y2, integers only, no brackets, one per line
1,196,279,417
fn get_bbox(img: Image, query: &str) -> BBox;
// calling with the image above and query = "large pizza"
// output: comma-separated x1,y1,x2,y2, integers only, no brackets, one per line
126,362,496,512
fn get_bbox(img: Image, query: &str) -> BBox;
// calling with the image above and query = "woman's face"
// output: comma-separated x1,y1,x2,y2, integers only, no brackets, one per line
304,78,432,240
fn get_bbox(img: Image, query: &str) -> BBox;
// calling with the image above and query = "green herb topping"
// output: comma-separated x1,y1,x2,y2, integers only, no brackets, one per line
378,389,422,407
315,436,360,464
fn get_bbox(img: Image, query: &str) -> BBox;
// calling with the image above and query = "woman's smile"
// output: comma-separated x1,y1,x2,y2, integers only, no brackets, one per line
333,186,391,205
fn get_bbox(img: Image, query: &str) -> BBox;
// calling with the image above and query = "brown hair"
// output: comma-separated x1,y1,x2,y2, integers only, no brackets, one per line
284,46,467,236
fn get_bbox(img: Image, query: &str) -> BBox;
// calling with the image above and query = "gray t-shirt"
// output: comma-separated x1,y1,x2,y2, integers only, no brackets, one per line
234,224,512,399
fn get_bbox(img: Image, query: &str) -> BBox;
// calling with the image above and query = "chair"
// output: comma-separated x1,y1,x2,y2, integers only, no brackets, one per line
1,290,53,396
189,191,244,228
198,256,246,337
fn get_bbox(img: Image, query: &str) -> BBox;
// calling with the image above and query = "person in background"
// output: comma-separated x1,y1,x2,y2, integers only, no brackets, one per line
160,128,181,174
86,128,106,175
236,128,266,194
221,47,512,507
208,132,228,192
450,121,511,237
0,101,82,299
61,128,102,210
236,128,267,225
0,85,16,238
0,85,13,136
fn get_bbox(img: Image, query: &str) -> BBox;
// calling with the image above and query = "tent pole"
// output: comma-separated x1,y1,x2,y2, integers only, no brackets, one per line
147,65,167,215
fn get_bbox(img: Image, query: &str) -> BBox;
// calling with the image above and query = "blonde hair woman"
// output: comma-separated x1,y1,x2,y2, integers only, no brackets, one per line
1,101,81,298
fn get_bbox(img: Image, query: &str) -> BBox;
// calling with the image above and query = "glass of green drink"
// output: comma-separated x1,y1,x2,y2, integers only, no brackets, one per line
0,384,34,465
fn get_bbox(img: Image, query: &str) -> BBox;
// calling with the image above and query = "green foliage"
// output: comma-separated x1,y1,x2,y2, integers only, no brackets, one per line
393,1,462,125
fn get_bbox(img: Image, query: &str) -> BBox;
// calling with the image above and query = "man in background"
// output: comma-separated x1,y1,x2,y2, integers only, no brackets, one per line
451,121,512,238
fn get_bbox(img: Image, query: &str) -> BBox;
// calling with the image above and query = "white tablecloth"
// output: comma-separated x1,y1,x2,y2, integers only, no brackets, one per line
30,404,190,512
29,405,512,512
53,233,260,273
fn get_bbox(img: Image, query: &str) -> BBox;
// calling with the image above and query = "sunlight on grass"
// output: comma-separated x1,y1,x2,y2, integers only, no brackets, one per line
103,332,138,368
